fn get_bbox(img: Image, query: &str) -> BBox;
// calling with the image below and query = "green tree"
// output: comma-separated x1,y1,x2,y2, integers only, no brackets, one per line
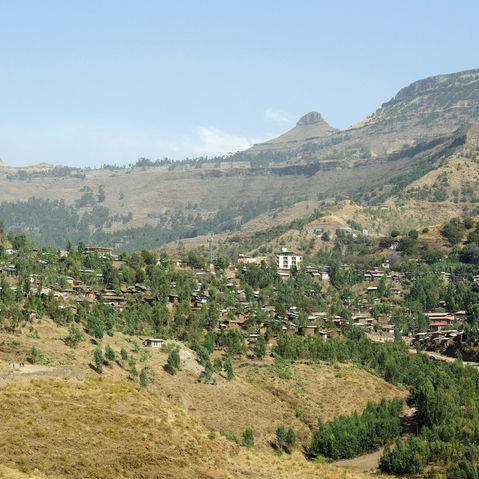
94,347,103,373
253,334,266,359
442,218,464,245
87,315,104,340
213,357,223,371
120,347,128,361
276,424,286,449
285,427,296,453
224,357,234,380
105,344,115,361
165,347,181,374
64,324,85,348
30,345,38,363
214,256,229,270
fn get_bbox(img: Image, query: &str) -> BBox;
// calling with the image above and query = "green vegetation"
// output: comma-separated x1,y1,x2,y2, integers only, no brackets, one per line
94,348,103,373
165,348,180,375
309,398,402,459
242,427,254,448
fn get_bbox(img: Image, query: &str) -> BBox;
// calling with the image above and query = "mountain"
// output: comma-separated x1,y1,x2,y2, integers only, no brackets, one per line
250,111,338,153
1,68,479,250
251,68,479,158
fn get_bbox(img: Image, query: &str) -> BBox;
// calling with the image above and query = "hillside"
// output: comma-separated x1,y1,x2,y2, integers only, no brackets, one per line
0,377,382,479
1,69,479,251
3,214,479,477
0,319,405,450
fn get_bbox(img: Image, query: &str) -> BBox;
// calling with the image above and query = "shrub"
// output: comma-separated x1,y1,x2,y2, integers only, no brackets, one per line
64,324,85,348
242,427,254,448
276,424,286,449
139,368,148,388
285,427,296,453
105,344,115,361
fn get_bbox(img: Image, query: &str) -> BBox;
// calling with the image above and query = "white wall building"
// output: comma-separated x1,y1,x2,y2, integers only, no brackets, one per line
276,248,302,270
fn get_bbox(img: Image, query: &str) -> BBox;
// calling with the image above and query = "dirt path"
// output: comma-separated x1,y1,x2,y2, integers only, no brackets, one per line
0,362,79,385
408,348,479,367
332,448,383,473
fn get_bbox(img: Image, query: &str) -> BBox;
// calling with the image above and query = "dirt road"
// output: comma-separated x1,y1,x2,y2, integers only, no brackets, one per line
332,448,383,473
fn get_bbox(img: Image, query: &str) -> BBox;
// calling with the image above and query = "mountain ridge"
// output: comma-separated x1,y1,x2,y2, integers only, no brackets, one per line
1,68,479,250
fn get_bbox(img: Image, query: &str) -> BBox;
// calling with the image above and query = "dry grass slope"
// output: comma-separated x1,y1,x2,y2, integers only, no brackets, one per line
0,378,390,479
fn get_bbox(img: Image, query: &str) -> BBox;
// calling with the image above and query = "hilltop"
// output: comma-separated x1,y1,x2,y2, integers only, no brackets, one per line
249,112,339,153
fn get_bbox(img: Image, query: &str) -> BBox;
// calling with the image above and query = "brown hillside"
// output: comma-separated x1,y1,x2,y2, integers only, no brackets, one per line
0,377,390,479
0,320,404,450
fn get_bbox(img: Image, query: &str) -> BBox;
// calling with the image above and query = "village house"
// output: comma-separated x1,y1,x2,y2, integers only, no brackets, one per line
84,246,115,258
144,338,164,347
425,312,455,325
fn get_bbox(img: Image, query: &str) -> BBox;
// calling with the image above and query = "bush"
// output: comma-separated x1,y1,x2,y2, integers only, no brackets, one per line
285,427,296,453
220,429,239,444
276,424,286,449
242,427,254,448
105,344,115,361
64,324,85,348
30,345,38,363
139,368,148,388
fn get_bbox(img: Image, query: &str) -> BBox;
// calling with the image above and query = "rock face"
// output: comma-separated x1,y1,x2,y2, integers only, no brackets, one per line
296,112,327,126
360,68,479,140
250,68,479,158
249,111,338,153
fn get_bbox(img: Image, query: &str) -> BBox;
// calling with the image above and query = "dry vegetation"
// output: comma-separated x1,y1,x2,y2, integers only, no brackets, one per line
0,376,392,479
0,318,404,478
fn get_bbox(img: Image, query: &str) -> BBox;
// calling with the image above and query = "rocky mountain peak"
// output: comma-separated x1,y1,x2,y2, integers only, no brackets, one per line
296,112,327,126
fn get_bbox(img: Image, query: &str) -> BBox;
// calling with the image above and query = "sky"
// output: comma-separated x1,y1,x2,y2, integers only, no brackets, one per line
0,0,478,167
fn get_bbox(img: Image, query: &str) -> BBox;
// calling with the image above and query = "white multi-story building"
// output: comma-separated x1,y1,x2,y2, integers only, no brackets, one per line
276,248,302,270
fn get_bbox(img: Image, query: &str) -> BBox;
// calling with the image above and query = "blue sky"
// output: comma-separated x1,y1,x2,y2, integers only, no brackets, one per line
0,0,478,167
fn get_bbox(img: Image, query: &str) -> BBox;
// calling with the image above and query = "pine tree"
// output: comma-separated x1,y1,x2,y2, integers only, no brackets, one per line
165,347,180,374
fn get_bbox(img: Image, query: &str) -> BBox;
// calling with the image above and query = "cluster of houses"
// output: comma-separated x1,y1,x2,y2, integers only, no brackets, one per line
1,241,477,356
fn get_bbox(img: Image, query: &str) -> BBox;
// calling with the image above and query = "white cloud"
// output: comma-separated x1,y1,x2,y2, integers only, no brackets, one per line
0,122,264,167
188,126,256,156
264,108,293,126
